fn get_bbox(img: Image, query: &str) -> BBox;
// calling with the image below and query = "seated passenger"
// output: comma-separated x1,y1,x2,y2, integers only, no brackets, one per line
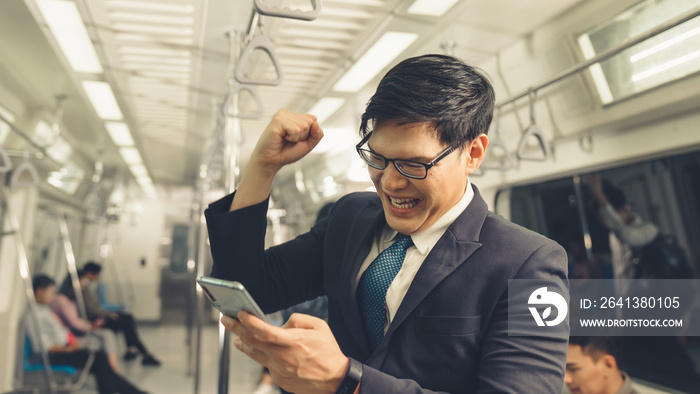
58,268,161,366
27,275,147,394
50,273,121,372
566,336,638,394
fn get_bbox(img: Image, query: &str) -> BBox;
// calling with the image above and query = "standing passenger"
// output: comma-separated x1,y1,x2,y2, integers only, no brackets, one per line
206,54,569,393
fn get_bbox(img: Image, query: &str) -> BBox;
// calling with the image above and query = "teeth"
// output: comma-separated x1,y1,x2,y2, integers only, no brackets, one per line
389,197,418,209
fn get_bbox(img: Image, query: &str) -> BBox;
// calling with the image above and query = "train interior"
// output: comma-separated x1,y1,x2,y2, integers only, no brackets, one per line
1,0,700,392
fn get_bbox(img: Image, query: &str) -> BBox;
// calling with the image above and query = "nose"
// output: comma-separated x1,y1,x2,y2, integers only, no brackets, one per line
381,162,409,191
563,371,572,385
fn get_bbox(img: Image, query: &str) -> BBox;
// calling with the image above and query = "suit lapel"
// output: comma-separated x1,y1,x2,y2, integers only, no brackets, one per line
338,197,385,357
368,187,489,367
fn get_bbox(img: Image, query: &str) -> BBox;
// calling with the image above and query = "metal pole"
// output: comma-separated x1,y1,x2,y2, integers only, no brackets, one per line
217,29,243,394
572,175,594,261
1,187,57,394
496,5,700,109
57,212,89,321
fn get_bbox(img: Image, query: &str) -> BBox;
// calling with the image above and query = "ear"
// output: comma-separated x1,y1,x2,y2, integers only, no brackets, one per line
600,354,618,371
465,134,489,175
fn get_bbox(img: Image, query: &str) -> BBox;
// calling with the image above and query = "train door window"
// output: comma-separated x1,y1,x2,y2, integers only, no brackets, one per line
577,0,700,104
0,104,15,143
496,149,700,391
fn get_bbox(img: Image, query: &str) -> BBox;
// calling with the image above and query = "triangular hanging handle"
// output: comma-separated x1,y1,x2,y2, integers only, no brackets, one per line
235,35,284,86
482,138,514,170
0,145,12,173
222,85,264,120
516,90,550,162
11,153,40,187
516,124,551,162
254,0,322,21
482,109,514,170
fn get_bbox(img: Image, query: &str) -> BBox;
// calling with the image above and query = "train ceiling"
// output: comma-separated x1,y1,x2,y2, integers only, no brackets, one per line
0,0,583,192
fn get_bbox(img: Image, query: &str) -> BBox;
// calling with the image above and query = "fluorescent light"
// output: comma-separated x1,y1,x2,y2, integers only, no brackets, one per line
632,49,700,82
631,26,700,63
119,147,142,164
105,122,135,146
408,0,459,17
312,128,356,154
129,164,148,177
113,23,193,36
108,12,194,25
0,105,15,143
104,1,195,14
308,98,345,124
36,0,103,73
578,34,613,104
82,81,123,120
333,32,418,92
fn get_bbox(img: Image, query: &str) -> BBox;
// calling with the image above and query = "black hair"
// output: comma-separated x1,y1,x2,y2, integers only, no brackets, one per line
83,261,102,275
32,275,55,291
360,54,495,146
58,273,76,300
569,336,622,365
601,180,627,210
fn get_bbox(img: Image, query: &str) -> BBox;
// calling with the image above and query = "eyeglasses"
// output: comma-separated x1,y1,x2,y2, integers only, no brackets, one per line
355,132,463,180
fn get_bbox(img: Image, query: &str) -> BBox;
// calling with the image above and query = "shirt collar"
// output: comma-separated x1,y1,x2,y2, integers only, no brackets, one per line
384,180,474,255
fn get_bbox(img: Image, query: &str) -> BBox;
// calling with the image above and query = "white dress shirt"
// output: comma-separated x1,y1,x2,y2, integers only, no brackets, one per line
355,181,475,332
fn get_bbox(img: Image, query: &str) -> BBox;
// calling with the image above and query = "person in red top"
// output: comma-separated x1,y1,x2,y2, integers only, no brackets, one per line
27,275,147,394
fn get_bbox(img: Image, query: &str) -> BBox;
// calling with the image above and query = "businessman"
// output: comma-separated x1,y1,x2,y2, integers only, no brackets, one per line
205,54,569,393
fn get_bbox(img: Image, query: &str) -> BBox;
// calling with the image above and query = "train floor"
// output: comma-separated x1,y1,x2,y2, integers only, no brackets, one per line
70,324,278,394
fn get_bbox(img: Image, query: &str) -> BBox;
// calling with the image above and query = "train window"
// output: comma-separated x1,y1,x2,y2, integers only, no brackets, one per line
0,104,15,143
577,0,700,104
47,161,85,195
496,150,700,391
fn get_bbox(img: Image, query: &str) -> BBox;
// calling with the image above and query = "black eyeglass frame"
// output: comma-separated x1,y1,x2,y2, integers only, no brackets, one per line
355,132,464,180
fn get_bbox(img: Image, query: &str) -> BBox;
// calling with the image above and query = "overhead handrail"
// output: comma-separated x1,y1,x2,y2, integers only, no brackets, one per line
1,186,57,393
10,151,40,188
482,109,514,171
496,5,700,109
254,0,322,21
516,91,550,162
222,85,264,120
235,34,284,86
0,145,12,173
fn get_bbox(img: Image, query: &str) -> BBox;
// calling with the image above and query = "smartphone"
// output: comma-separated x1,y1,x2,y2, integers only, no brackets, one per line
196,276,270,323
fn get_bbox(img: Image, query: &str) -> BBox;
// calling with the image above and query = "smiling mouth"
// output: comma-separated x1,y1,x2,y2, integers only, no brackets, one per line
388,196,420,209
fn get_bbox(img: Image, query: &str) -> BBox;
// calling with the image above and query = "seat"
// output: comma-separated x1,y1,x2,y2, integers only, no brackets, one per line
98,282,125,312
15,319,95,393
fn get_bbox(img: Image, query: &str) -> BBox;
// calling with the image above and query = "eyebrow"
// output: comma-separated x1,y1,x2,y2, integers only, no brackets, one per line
366,142,433,162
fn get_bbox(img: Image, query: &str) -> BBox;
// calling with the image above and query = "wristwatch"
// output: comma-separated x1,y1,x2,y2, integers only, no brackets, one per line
336,357,362,394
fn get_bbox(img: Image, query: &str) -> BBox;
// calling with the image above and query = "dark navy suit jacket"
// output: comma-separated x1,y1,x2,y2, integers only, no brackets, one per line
205,187,569,393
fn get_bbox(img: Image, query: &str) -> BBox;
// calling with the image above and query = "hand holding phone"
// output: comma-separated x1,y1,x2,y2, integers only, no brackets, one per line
196,276,269,323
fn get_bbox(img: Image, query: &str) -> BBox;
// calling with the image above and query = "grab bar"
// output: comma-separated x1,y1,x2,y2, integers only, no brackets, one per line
254,0,322,21
235,35,284,86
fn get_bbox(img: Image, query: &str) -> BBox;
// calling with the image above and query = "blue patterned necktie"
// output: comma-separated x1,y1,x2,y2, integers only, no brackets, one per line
357,233,413,350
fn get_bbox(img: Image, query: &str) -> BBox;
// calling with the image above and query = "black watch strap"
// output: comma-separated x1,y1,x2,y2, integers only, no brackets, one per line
336,357,362,394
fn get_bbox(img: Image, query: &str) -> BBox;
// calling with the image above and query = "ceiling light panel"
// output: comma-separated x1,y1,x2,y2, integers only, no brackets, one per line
36,0,103,73
334,32,418,92
408,0,460,17
308,98,346,124
119,147,143,164
108,12,194,25
105,122,135,146
113,23,194,36
82,81,123,120
104,1,195,13
114,33,194,45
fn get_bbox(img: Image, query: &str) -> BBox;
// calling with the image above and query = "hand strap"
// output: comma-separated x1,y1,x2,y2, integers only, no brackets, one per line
336,357,362,394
